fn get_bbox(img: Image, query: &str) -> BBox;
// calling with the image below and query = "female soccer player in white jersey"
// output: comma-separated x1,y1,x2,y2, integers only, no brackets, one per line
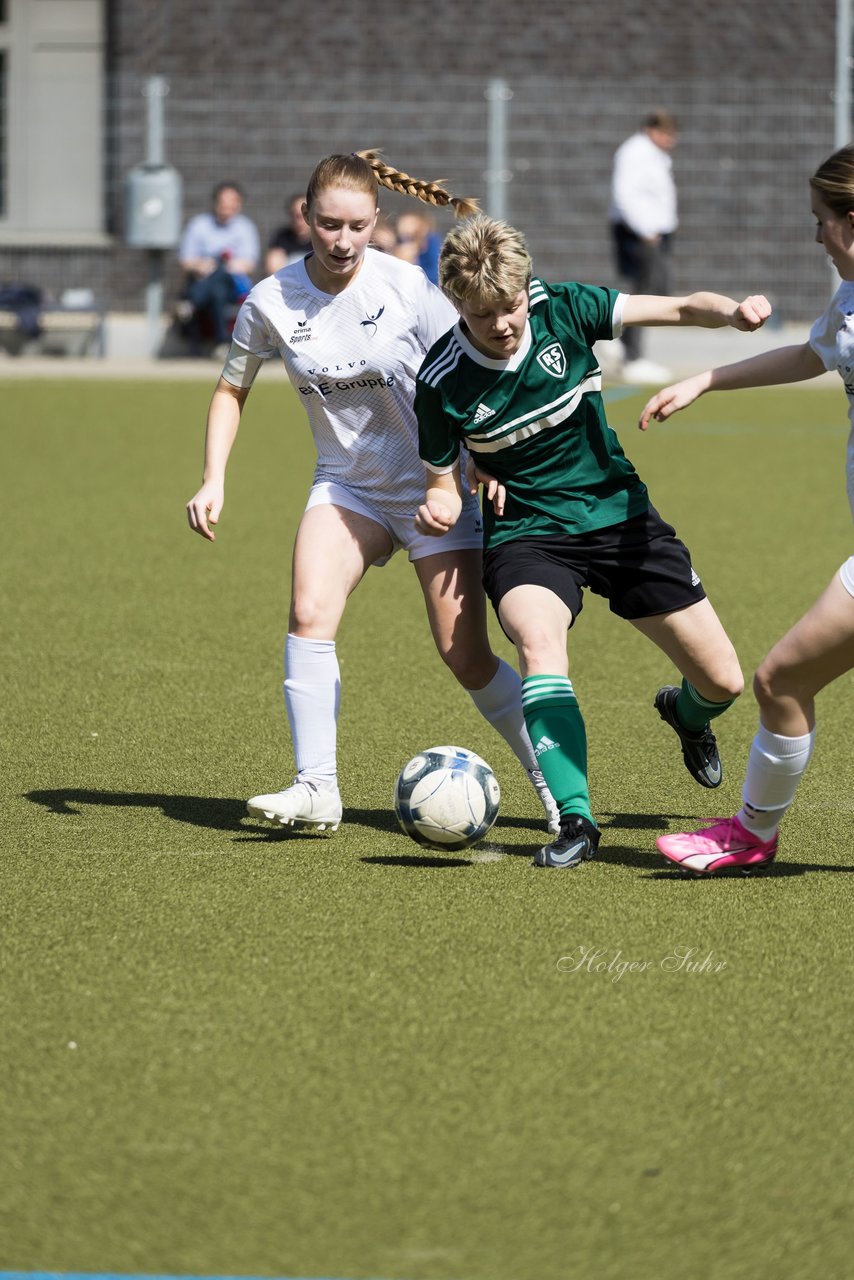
415,214,770,868
186,152,558,834
642,143,854,875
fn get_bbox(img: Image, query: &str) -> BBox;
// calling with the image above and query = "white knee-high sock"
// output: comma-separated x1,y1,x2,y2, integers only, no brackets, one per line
283,633,340,786
738,723,816,840
466,657,539,772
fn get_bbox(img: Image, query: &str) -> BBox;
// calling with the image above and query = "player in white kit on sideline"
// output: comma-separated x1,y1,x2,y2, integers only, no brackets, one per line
643,143,854,874
186,150,559,834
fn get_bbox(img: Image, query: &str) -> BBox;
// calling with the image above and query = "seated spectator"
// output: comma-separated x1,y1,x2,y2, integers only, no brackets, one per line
178,181,260,355
0,283,43,339
265,193,312,274
371,212,397,254
392,209,442,283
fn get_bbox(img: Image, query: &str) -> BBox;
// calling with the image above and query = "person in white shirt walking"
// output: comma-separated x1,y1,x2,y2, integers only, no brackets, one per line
609,110,679,384
186,150,559,836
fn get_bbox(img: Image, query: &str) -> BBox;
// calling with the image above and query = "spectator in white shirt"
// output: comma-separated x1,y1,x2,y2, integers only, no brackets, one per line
609,110,678,382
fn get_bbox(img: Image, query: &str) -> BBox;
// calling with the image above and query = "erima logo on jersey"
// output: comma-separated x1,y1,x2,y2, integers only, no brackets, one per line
360,306,385,336
291,319,312,344
473,403,495,425
534,735,560,757
537,342,566,379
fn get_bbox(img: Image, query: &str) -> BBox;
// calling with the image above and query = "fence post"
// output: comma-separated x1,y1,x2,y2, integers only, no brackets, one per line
485,78,512,220
835,0,852,150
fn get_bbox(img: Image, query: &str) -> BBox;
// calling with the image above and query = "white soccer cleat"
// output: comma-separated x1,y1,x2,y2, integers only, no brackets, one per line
246,779,343,832
529,768,561,835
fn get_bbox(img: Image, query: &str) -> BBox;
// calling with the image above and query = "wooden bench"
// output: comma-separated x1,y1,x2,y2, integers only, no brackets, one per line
0,306,105,357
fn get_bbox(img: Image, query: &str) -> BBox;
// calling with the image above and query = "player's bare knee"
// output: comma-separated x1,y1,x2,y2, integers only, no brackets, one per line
753,659,796,710
289,593,335,635
719,669,745,702
439,641,496,689
516,632,567,675
701,655,744,703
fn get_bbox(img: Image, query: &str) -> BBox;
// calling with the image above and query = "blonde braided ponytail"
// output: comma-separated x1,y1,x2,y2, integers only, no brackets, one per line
356,149,479,219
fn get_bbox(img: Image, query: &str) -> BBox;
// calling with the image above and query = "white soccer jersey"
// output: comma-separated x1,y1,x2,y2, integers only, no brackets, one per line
224,248,457,516
808,278,854,522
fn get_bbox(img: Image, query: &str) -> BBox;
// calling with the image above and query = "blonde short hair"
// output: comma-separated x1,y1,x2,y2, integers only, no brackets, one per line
439,214,532,305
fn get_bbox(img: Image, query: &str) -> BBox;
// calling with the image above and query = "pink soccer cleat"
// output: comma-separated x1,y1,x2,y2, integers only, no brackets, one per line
656,815,778,876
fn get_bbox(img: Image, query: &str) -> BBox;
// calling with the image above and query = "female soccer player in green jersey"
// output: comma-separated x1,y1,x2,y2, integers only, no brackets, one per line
415,213,771,868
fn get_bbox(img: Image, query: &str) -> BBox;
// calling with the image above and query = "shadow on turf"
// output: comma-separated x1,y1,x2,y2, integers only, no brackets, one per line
25,788,414,843
27,787,256,830
361,853,475,867
597,812,852,878
505,811,854,877
25,789,550,834
23,792,851,875
499,810,687,866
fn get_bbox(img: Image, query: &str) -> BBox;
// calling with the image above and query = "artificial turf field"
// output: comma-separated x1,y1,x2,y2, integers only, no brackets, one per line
2,375,853,1280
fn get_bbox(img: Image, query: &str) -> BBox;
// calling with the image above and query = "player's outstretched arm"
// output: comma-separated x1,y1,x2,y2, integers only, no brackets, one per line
639,372,710,429
186,378,249,541
639,341,827,431
623,292,772,331
416,464,464,536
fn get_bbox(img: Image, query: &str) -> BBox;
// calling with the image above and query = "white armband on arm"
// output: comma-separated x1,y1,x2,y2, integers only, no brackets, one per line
424,455,459,477
611,292,629,340
221,342,265,389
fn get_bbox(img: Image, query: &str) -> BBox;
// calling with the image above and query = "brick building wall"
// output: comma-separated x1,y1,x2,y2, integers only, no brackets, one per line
0,0,844,324
110,0,834,83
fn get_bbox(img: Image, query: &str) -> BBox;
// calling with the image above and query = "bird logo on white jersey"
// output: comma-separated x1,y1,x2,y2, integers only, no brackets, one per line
360,306,385,336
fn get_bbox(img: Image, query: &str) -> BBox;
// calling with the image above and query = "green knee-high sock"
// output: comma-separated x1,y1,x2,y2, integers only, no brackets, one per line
521,675,592,823
675,679,736,733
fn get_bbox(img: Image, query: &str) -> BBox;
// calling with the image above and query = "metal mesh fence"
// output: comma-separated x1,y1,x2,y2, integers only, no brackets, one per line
1,69,844,321
110,69,846,320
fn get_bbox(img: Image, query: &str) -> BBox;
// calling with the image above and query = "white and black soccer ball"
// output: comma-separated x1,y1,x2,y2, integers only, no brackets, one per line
393,745,501,850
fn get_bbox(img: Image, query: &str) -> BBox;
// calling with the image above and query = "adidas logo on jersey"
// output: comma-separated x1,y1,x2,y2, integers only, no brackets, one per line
534,734,560,757
473,402,495,425
690,567,701,586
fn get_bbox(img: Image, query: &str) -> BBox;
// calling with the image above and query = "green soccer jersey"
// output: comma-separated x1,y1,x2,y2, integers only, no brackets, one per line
415,278,649,548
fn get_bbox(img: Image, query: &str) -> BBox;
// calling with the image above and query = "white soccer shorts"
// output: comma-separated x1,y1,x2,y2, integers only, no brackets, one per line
838,555,854,598
304,479,484,565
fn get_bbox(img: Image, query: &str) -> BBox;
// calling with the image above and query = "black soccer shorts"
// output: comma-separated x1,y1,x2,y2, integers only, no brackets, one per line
482,505,707,628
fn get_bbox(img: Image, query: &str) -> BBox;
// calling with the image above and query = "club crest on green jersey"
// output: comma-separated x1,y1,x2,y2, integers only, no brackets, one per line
537,342,566,378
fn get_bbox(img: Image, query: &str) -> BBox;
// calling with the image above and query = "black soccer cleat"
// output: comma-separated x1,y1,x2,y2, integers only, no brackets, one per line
654,685,722,788
534,814,601,868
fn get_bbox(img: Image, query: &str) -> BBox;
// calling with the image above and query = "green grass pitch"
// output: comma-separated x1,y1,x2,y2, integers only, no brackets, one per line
2,376,854,1279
